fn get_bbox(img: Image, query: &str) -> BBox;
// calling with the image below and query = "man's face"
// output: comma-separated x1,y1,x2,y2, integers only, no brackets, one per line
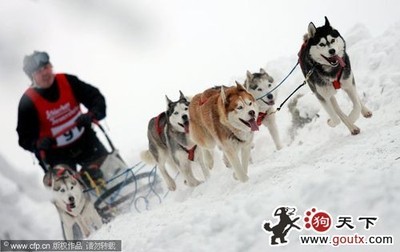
32,63,55,88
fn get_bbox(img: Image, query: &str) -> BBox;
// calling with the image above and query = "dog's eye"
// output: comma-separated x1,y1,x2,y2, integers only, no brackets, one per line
174,111,178,115
70,186,74,190
268,84,272,87
257,88,262,92
60,189,65,193
184,107,188,111
330,39,335,43
237,105,243,110
319,43,326,47
248,102,252,106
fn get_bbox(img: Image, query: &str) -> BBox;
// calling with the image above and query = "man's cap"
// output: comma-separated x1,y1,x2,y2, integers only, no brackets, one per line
23,51,50,79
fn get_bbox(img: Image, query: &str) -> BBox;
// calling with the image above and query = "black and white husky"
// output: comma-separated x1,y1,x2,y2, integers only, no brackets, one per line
141,91,210,191
299,16,372,135
245,69,283,150
43,165,103,240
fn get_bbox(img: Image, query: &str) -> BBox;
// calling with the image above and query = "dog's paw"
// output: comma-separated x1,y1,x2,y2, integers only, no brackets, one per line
362,109,373,118
167,181,177,191
350,126,361,135
184,179,201,187
233,172,249,182
327,118,340,127
223,155,232,168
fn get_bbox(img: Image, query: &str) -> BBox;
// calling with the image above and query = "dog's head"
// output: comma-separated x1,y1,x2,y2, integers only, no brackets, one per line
166,91,190,133
274,207,296,217
220,82,259,132
306,16,346,68
244,68,276,112
43,164,83,213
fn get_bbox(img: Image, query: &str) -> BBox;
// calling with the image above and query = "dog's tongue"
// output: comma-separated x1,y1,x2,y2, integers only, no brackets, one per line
184,122,189,133
249,118,259,131
67,204,72,212
331,55,346,67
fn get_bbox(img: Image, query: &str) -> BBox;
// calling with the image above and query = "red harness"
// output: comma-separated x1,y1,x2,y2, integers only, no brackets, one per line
155,113,165,136
179,145,197,161
257,112,268,126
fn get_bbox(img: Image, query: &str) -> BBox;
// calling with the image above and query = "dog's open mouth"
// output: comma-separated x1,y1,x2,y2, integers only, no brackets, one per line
321,55,345,67
179,121,190,133
240,118,259,131
66,202,76,212
260,98,275,106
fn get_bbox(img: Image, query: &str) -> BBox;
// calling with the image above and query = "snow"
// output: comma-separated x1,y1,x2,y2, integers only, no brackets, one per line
90,23,400,252
0,1,399,251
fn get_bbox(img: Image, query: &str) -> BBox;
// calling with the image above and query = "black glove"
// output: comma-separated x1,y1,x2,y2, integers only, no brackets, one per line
75,112,94,128
36,137,54,151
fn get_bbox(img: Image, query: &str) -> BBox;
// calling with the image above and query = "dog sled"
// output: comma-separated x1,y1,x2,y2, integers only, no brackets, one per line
41,121,163,223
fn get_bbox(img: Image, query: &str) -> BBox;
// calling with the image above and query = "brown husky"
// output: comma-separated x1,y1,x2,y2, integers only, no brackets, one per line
189,83,259,182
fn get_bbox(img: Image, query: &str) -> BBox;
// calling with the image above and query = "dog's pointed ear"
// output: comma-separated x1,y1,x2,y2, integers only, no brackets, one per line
235,81,246,92
165,95,173,109
308,22,317,38
274,207,283,216
220,86,227,104
246,70,253,81
43,171,53,188
324,16,331,27
260,68,267,74
179,90,186,101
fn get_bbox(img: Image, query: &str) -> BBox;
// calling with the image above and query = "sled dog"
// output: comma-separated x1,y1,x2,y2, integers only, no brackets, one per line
299,16,372,135
189,83,259,182
43,165,103,240
141,91,209,191
245,68,283,150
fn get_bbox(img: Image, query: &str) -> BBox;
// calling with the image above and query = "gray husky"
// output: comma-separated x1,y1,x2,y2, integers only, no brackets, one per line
43,165,103,240
245,69,283,150
141,91,209,191
299,16,372,135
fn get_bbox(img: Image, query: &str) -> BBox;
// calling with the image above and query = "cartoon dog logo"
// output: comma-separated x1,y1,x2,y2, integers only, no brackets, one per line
262,206,301,245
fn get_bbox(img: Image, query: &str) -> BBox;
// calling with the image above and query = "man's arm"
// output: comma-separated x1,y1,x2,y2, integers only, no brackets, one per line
16,95,39,152
66,74,106,120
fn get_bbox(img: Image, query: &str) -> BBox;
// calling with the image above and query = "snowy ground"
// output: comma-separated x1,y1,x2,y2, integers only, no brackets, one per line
1,1,399,252
89,24,400,251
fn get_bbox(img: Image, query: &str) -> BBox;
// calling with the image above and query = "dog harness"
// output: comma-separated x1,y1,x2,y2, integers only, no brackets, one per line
155,112,165,136
25,74,84,147
179,144,197,161
257,112,268,126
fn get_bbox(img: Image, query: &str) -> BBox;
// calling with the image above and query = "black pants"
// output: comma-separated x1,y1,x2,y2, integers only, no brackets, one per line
37,129,108,173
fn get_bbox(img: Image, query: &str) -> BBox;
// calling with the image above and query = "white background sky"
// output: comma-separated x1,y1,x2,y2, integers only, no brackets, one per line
0,0,399,179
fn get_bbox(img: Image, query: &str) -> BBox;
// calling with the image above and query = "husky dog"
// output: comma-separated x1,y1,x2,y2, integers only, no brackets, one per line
189,83,259,182
299,16,372,135
43,165,103,240
141,91,209,191
245,69,283,150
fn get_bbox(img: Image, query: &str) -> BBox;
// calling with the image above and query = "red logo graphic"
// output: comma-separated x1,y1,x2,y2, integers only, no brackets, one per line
304,207,332,233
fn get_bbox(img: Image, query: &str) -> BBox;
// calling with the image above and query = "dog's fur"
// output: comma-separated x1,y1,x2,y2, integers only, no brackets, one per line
43,165,103,240
263,207,301,245
299,16,372,135
245,68,283,150
141,91,209,191
189,83,259,182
